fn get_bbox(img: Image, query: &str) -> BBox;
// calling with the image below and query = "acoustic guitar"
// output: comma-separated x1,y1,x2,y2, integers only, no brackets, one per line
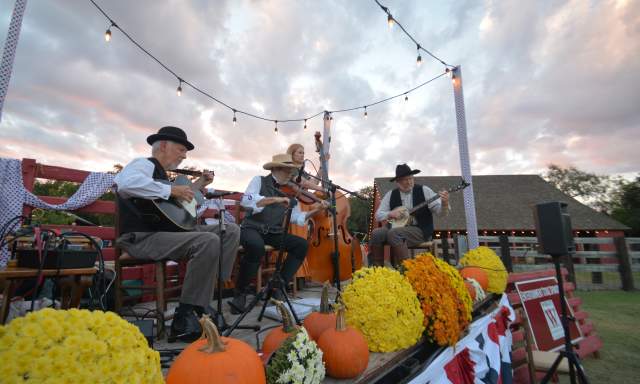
387,179,470,228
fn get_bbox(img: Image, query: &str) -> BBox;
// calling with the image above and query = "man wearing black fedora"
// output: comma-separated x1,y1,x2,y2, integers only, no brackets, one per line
114,126,240,342
370,163,449,267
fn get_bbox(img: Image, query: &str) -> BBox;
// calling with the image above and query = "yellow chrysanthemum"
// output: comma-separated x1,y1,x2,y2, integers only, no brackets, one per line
342,266,424,352
0,308,162,383
460,246,508,293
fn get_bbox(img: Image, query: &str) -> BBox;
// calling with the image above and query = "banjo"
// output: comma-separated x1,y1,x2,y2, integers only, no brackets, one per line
387,179,470,228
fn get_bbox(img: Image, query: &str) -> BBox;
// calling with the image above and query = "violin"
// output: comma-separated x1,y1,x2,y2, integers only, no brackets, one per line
279,181,326,205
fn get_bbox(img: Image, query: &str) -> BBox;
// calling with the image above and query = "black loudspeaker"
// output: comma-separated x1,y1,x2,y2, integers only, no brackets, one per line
533,201,575,255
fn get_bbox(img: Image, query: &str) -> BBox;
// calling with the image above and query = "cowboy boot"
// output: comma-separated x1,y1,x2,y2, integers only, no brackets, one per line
229,261,260,314
390,244,409,268
368,244,385,267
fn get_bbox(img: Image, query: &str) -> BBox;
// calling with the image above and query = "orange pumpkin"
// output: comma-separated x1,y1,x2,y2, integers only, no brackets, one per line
167,315,265,384
317,304,369,379
303,281,337,341
262,299,299,359
460,266,489,290
464,279,476,301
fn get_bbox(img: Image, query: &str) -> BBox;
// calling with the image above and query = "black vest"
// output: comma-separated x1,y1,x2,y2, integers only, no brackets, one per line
241,175,288,233
117,158,171,235
389,184,434,240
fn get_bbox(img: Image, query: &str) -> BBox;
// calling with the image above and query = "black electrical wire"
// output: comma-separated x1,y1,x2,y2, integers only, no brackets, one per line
88,0,452,127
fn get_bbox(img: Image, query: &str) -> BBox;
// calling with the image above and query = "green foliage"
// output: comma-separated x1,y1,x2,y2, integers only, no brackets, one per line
610,176,640,236
347,186,374,241
30,180,115,226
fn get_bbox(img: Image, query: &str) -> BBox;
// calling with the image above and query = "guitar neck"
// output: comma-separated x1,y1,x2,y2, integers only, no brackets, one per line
407,194,441,216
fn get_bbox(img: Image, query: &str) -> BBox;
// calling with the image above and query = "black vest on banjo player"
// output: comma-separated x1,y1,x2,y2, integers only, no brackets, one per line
389,184,434,240
241,175,289,234
117,158,173,234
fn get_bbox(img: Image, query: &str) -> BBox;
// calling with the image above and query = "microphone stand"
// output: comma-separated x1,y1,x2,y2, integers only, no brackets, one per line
303,172,368,291
209,195,259,333
223,196,301,337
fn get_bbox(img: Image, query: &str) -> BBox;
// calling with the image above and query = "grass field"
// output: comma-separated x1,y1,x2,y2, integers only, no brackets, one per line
556,290,640,383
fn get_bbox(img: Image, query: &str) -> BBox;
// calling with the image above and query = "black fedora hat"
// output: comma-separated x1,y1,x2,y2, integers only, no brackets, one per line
390,163,421,182
146,126,194,151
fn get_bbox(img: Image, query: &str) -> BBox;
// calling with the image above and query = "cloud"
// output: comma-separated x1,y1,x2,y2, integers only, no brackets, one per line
0,0,638,193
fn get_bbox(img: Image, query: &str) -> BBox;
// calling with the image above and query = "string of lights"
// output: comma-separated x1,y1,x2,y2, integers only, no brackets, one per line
90,0,454,131
374,0,454,69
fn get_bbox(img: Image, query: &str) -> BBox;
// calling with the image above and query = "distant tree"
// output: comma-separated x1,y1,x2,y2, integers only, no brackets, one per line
543,164,620,212
347,186,375,241
610,176,640,236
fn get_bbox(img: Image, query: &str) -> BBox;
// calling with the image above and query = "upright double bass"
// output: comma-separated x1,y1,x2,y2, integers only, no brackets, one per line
304,116,363,284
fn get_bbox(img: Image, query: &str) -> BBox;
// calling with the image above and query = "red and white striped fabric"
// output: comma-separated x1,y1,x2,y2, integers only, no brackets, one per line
409,294,515,384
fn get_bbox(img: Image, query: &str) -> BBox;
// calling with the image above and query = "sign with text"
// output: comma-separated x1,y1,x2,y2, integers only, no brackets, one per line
515,277,583,351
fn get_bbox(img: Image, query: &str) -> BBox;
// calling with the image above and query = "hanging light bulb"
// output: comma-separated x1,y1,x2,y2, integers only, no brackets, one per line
274,120,278,134
387,14,395,28
176,79,183,96
232,110,237,126
445,67,452,77
303,119,307,130
363,106,368,119
404,94,408,102
104,22,115,42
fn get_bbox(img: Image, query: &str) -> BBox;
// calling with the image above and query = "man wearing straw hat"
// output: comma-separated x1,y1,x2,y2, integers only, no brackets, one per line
229,153,329,314
370,163,449,267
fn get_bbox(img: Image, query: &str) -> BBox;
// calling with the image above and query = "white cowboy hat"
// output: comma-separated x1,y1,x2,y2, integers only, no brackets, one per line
263,153,299,170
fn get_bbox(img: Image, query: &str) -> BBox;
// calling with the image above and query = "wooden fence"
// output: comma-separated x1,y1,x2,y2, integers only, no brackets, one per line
418,235,640,291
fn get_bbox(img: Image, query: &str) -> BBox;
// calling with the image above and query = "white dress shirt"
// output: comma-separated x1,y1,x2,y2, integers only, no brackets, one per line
241,175,307,226
113,157,171,200
375,185,449,223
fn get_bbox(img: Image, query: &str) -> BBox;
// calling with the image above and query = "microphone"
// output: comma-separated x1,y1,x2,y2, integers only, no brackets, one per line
295,161,306,183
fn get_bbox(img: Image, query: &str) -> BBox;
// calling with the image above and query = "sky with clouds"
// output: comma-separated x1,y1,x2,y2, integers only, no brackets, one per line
1,0,638,192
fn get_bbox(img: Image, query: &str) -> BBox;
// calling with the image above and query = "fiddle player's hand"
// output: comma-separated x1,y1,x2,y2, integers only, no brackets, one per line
201,170,214,184
272,197,290,206
171,185,195,202
439,191,449,207
320,200,330,210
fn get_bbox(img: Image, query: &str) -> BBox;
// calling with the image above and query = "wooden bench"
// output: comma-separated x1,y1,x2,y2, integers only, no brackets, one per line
506,268,603,383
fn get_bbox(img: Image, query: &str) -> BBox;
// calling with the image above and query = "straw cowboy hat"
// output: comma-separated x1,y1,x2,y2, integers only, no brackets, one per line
263,153,299,170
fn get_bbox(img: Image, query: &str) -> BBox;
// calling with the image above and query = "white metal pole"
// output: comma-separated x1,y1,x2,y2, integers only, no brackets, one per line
451,66,479,249
0,0,28,123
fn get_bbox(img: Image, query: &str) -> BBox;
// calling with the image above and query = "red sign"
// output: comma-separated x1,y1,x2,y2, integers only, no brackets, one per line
515,277,583,351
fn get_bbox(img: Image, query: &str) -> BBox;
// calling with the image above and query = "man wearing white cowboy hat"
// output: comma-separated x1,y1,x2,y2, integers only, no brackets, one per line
370,163,449,267
114,126,240,342
229,153,329,314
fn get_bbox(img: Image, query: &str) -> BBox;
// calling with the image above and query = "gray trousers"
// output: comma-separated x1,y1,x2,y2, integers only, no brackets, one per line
370,226,426,247
116,223,240,308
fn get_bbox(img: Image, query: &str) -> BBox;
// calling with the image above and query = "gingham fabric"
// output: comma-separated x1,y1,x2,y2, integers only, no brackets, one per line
0,158,115,266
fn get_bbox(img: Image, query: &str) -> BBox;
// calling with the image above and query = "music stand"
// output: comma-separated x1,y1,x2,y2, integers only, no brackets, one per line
223,197,301,337
207,195,259,333
540,253,590,384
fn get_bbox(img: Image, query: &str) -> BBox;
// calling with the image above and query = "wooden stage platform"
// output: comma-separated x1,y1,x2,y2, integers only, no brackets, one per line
141,282,451,383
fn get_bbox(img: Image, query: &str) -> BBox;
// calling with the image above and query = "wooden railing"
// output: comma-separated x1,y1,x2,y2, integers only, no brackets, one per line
417,235,639,291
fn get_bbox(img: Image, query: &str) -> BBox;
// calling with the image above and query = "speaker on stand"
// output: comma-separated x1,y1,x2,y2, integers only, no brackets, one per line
533,202,589,384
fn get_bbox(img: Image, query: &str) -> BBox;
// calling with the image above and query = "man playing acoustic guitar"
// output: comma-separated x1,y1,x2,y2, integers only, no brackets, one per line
370,163,449,267
114,126,240,342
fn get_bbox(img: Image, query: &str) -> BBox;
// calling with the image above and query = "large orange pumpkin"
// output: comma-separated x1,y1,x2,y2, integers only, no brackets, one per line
167,315,265,384
460,266,489,290
317,304,369,379
262,299,299,359
303,281,337,341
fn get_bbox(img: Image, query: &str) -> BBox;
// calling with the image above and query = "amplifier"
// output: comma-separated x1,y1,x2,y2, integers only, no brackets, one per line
17,248,97,269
